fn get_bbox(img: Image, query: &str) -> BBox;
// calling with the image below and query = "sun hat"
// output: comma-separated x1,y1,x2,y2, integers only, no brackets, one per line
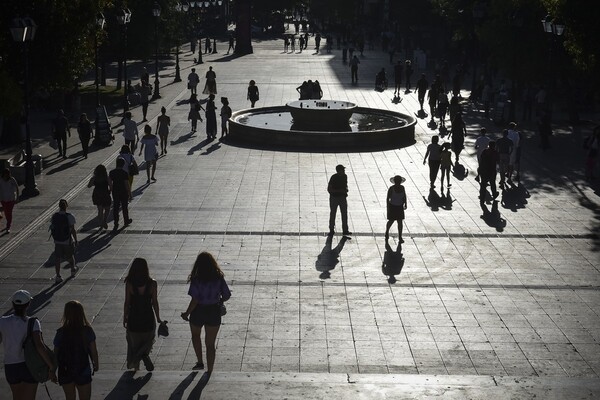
11,290,33,305
390,175,406,184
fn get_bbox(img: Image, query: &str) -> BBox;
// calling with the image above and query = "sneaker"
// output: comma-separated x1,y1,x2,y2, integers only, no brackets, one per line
55,275,63,284
192,361,204,370
70,266,79,278
142,355,154,372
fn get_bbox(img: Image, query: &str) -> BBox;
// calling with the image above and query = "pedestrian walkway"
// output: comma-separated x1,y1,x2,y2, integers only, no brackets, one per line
0,38,599,399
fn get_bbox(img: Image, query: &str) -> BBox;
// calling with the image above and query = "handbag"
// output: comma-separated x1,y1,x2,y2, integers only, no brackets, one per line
157,321,169,337
129,159,139,176
23,317,57,383
220,300,227,316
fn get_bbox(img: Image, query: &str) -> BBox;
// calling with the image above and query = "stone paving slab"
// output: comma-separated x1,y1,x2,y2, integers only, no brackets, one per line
1,37,599,398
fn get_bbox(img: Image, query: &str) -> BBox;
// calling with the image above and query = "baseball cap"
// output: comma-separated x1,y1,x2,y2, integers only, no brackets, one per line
11,290,33,305
336,164,345,172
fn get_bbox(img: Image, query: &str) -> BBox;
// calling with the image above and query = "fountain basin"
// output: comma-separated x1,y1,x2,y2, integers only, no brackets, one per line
286,100,357,129
228,105,416,150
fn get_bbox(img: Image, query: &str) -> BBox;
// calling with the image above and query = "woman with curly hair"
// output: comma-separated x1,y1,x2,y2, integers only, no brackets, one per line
181,252,231,376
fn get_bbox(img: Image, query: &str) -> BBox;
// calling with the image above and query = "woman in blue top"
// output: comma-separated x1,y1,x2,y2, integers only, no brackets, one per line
181,252,231,376
53,300,99,400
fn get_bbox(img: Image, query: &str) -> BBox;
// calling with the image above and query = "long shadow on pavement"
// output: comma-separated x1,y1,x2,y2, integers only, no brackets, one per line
104,371,152,400
382,241,404,284
168,372,198,400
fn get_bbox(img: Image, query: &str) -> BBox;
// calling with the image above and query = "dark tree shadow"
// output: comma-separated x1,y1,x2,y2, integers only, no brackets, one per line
103,372,152,400
168,372,198,400
382,241,404,284
480,200,506,232
315,234,348,279
501,182,530,212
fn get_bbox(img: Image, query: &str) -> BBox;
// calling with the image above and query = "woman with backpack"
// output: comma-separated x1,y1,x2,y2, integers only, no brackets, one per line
53,300,98,400
123,258,163,371
0,290,57,400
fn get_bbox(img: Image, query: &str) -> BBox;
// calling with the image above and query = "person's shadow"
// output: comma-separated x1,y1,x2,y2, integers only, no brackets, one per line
188,137,213,155
423,188,441,211
315,234,348,279
481,200,506,232
168,372,198,400
382,241,404,283
104,371,152,400
440,188,455,210
71,230,113,263
501,183,530,212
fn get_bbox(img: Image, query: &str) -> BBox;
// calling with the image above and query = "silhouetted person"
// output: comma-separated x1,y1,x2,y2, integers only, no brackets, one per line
226,34,235,54
385,175,407,242
393,61,403,95
479,141,499,203
404,60,413,92
350,56,360,84
450,113,467,163
52,109,70,159
328,164,351,236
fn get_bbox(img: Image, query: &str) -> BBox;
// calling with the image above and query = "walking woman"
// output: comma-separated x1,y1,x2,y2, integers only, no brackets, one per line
188,94,204,133
139,125,159,183
247,80,259,108
156,106,170,155
385,176,407,243
203,66,217,95
423,135,442,189
450,113,467,163
53,301,99,400
77,113,93,159
119,145,138,191
87,165,111,230
205,94,217,139
123,258,162,371
0,168,19,233
0,290,57,400
181,252,231,376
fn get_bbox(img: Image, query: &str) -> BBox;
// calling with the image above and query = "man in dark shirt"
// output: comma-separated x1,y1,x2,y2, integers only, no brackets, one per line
416,74,429,111
109,158,132,231
328,164,351,236
53,109,70,158
495,130,513,186
479,141,499,203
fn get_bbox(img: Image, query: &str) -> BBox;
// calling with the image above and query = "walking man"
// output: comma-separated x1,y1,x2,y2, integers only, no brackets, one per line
394,61,403,95
52,109,71,159
328,164,351,236
226,34,235,54
350,56,360,84
109,157,132,231
496,129,513,187
187,68,200,95
479,141,500,204
122,111,139,151
51,199,78,283
474,128,490,181
416,74,429,111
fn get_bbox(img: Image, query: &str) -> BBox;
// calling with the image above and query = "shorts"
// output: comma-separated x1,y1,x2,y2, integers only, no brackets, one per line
189,303,221,327
5,362,36,385
58,366,92,386
55,243,74,260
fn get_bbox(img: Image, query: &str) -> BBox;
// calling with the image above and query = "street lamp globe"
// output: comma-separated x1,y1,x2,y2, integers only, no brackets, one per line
553,22,565,36
96,12,106,29
541,14,553,33
152,2,162,17
182,2,190,12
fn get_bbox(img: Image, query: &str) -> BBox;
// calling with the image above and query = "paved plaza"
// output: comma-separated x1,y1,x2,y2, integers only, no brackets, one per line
1,38,599,398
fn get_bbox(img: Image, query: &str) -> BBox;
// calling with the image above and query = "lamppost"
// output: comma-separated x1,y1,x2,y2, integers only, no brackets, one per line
189,1,203,63
211,0,223,54
94,13,105,108
541,14,565,114
10,17,39,197
152,2,161,99
116,8,132,111
174,2,189,82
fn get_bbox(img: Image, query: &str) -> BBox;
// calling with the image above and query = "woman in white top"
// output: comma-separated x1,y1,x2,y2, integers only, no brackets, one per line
385,175,408,243
0,168,19,233
0,290,57,399
138,125,159,184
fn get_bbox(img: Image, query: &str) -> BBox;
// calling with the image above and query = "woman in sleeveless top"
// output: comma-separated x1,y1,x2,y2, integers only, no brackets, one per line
123,258,162,371
88,165,111,230
385,175,408,243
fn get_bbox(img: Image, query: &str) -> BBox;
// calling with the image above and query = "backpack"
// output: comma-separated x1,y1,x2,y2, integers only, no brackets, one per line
23,317,57,383
50,213,71,242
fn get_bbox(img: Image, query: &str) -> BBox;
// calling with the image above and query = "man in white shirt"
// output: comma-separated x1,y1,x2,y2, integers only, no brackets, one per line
474,128,490,181
122,111,139,151
187,68,200,95
507,122,521,182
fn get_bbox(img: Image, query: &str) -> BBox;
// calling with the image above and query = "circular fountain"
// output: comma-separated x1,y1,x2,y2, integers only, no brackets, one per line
228,99,416,150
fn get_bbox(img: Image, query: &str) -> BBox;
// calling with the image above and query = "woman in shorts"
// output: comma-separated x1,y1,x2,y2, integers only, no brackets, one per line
0,290,57,400
53,300,99,400
181,252,231,376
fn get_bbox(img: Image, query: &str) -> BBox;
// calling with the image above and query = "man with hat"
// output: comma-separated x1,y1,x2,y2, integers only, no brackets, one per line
0,290,57,397
328,165,351,236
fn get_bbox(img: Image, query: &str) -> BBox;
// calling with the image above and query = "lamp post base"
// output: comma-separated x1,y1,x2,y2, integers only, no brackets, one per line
22,186,40,198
